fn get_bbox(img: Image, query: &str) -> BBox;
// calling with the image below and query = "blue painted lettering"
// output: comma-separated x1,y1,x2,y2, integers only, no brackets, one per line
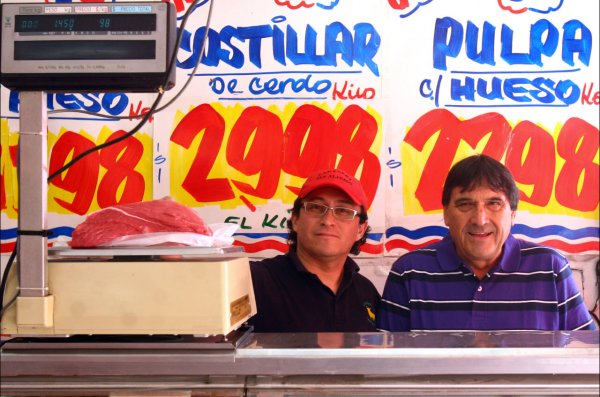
179,16,381,76
8,92,129,115
433,17,592,70
450,76,580,105
248,74,331,95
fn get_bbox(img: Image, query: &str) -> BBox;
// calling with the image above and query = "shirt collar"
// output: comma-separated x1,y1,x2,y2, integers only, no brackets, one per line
287,249,360,276
495,234,520,272
437,235,463,271
288,249,310,273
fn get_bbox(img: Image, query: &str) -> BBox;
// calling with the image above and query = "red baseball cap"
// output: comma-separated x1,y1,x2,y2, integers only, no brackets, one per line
298,169,368,208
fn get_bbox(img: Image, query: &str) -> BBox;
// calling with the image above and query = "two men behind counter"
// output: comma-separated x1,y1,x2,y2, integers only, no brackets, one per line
247,157,596,333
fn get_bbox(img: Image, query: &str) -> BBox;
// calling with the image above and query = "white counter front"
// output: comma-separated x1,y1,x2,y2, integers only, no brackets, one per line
1,330,598,396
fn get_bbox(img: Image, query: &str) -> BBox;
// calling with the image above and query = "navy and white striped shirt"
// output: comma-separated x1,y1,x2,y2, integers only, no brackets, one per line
377,235,596,332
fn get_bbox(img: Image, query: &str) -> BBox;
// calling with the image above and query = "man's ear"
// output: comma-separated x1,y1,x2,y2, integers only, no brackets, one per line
356,221,368,241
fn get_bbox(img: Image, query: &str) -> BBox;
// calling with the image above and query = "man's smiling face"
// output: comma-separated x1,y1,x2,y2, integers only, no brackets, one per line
443,183,516,274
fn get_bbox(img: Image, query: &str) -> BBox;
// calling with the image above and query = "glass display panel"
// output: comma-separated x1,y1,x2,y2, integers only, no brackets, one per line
14,40,156,60
15,14,156,33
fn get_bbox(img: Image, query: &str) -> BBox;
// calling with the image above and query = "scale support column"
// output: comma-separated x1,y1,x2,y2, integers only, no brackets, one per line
17,91,49,299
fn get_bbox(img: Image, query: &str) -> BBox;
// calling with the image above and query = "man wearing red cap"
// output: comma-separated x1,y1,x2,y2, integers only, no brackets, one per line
248,169,380,332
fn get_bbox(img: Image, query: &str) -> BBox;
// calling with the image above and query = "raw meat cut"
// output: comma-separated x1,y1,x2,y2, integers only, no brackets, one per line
70,198,212,248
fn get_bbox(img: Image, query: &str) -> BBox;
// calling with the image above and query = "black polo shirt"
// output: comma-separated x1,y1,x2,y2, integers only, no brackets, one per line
248,250,381,332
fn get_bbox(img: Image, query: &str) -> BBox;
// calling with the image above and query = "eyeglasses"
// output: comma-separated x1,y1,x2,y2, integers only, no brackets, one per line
453,198,507,213
302,201,359,221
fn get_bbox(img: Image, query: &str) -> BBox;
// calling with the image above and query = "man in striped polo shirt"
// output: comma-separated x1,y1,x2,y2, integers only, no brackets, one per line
377,154,596,332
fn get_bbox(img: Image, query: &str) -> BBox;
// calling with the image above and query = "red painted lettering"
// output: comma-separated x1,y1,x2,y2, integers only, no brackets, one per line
227,106,283,198
580,82,600,105
0,144,17,211
48,131,99,215
388,0,410,10
282,104,338,176
332,81,376,100
555,118,599,211
404,109,511,211
171,104,381,207
129,101,153,122
336,104,380,206
170,103,235,202
505,121,555,206
97,130,145,207
405,109,599,213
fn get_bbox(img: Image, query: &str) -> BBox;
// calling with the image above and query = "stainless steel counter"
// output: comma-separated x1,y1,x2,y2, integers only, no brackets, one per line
1,330,598,396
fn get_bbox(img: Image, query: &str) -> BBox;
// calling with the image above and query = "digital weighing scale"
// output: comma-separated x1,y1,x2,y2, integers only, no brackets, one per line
0,2,257,337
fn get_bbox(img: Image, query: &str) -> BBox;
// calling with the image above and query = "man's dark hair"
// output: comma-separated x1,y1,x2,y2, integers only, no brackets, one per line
441,154,520,210
286,198,370,255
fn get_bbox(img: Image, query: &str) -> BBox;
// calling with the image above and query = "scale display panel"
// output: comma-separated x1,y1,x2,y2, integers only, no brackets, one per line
0,2,176,92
